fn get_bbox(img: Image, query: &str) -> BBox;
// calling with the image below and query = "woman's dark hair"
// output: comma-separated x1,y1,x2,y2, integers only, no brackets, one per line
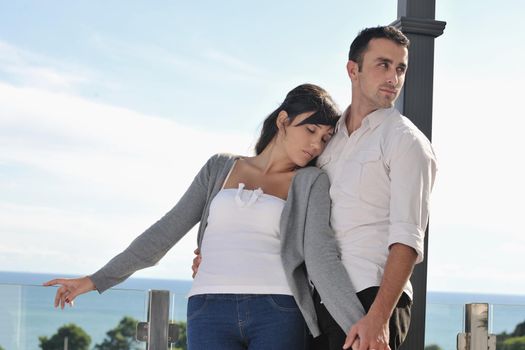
255,83,340,155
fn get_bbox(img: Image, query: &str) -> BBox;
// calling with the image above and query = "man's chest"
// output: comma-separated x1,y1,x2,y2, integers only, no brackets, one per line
319,130,391,208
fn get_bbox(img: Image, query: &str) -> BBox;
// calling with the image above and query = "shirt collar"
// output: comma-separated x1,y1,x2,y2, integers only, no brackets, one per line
367,107,396,129
334,106,350,135
335,106,396,135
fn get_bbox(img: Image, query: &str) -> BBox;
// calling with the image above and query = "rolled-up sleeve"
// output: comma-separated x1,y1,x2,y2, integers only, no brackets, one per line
388,132,437,264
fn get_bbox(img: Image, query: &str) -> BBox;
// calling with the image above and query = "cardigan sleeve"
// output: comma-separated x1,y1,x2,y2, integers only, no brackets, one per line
90,155,215,293
303,172,365,332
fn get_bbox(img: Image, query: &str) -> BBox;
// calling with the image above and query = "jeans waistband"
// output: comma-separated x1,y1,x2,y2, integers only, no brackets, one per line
189,293,293,301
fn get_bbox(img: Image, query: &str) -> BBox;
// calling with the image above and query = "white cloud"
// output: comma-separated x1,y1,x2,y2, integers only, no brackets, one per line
205,49,263,76
0,81,253,278
89,34,266,83
415,62,525,294
429,71,525,236
3,65,88,89
0,40,91,90
0,82,254,197
428,261,525,295
88,33,189,69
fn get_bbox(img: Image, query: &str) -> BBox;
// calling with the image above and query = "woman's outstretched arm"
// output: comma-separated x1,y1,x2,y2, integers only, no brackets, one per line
44,155,219,306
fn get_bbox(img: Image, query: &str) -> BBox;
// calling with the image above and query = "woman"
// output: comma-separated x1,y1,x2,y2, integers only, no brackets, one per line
44,84,364,350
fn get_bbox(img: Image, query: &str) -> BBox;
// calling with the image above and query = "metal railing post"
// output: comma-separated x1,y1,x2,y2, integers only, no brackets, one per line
136,290,178,350
457,303,496,350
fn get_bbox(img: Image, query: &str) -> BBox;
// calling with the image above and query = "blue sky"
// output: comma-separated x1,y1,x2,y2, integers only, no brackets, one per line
1,0,524,295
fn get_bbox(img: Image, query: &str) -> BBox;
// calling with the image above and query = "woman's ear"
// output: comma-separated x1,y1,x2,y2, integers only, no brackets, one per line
276,110,289,131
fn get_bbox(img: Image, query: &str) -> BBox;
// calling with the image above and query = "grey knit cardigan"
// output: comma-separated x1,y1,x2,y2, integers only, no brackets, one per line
90,153,364,336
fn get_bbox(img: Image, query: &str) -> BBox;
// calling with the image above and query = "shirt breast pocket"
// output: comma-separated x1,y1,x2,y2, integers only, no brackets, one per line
340,150,387,207
357,150,389,208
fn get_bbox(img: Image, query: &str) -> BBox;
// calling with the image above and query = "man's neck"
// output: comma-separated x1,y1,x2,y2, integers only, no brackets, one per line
345,102,378,135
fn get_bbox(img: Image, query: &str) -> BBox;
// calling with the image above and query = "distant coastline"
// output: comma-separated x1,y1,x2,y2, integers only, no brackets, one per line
0,270,192,293
426,290,525,306
2,270,524,303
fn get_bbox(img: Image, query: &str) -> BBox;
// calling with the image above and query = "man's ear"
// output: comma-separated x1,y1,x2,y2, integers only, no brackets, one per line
347,60,359,81
276,110,289,131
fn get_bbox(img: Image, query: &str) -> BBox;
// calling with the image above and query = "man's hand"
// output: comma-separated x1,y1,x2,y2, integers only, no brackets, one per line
343,312,390,350
344,243,417,350
191,248,202,278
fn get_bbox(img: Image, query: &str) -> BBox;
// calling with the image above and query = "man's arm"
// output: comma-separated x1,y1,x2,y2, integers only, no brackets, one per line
345,132,436,350
344,243,417,350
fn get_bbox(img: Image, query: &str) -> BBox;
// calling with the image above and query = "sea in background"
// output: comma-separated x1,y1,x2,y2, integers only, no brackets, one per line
0,271,524,350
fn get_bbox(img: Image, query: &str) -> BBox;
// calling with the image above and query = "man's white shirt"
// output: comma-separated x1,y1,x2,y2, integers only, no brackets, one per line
318,107,437,298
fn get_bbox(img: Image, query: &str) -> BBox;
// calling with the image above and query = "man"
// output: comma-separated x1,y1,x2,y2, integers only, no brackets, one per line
311,26,436,350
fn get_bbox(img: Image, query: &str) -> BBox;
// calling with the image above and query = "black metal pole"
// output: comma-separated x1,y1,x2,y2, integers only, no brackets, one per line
390,1,446,349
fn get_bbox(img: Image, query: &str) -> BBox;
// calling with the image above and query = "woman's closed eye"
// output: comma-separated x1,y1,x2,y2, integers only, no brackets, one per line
322,132,334,143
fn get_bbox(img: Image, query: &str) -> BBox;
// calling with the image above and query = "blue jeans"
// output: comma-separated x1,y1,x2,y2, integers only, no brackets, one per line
187,294,309,350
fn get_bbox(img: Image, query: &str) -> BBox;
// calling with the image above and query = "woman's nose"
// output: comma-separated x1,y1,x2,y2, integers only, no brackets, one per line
310,139,322,151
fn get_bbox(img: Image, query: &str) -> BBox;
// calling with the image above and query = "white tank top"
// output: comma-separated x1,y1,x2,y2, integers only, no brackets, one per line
188,182,292,297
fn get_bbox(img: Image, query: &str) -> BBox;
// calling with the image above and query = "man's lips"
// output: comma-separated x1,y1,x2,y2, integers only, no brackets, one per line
303,150,314,158
380,88,397,95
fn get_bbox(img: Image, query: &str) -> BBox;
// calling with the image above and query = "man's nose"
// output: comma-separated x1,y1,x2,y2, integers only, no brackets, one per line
386,69,399,85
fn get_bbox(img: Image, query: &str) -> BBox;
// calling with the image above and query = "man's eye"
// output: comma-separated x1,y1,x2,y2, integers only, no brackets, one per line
307,128,315,133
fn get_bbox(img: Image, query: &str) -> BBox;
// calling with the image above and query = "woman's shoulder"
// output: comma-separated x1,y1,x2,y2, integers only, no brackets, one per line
288,166,330,205
294,166,328,185
204,153,242,168
296,165,325,177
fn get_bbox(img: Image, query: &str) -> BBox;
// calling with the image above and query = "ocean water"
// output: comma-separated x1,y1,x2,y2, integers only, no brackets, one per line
0,271,191,350
0,271,524,350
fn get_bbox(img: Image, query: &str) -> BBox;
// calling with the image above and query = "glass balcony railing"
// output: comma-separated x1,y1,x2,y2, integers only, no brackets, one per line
491,303,525,350
169,293,188,350
424,302,525,350
425,302,464,350
1,282,524,350
0,283,149,350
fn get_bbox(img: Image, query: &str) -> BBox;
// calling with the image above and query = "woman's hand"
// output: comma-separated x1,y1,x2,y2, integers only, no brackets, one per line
43,276,96,309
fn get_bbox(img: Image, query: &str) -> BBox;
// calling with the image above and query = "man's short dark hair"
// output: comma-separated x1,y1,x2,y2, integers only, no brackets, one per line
349,26,410,70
